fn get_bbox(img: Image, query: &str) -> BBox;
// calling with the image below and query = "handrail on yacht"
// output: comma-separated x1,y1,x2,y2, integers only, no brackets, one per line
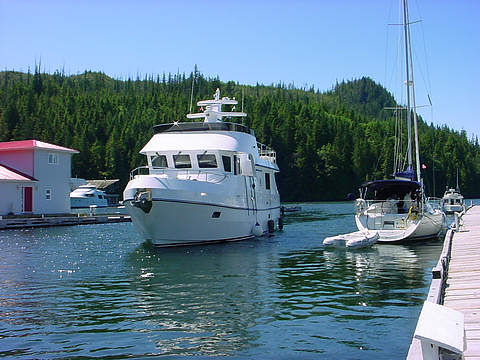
356,199,419,215
130,166,150,179
427,197,443,211
175,170,227,183
130,166,227,183
257,142,276,163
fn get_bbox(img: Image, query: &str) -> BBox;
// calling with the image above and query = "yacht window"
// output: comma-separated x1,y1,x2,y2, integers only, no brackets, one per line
85,193,94,197
265,173,271,190
173,154,192,169
222,156,232,172
197,154,217,168
233,155,240,175
151,154,168,168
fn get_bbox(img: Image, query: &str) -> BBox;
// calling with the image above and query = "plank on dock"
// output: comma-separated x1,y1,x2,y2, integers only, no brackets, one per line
444,206,480,359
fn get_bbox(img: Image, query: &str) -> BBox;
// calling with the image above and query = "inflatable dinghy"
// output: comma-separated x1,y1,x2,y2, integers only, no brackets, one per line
323,230,379,248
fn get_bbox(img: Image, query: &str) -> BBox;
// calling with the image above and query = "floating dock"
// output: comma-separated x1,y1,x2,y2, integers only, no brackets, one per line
0,214,131,230
443,206,480,359
407,205,480,360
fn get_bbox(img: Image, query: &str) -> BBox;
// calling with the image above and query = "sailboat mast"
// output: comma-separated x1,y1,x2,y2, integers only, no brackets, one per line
402,0,413,171
406,4,422,183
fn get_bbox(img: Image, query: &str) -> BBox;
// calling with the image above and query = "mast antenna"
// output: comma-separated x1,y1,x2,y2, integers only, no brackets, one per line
241,87,245,112
189,70,196,114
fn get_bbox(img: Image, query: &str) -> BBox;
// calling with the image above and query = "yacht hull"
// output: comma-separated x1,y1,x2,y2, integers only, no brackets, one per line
125,199,280,247
70,198,108,209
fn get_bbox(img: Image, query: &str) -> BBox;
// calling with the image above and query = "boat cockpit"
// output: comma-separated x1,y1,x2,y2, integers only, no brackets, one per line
357,179,422,215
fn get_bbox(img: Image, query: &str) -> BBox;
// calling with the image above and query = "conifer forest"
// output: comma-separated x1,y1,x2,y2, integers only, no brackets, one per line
1,69,479,200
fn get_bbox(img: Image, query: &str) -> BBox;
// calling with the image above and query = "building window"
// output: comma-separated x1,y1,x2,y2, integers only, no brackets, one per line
173,154,192,169
197,154,217,168
222,156,232,172
45,189,52,200
48,153,58,164
265,173,271,190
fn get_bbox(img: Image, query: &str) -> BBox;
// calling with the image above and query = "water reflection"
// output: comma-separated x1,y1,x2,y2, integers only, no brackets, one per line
125,242,266,356
272,241,440,356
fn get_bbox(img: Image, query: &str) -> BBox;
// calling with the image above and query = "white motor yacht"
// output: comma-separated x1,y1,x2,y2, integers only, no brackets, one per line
123,89,281,246
442,169,465,214
442,188,464,214
70,185,108,208
354,0,445,242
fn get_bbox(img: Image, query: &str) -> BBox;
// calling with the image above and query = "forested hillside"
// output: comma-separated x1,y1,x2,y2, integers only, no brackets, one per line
1,69,479,200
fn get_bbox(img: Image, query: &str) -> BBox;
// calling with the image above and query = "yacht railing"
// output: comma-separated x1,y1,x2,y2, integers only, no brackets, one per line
427,197,443,211
257,142,276,163
130,167,227,183
174,170,227,183
130,166,150,179
356,199,420,215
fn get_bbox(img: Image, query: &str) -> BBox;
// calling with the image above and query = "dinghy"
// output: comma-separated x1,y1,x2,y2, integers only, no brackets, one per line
323,230,379,249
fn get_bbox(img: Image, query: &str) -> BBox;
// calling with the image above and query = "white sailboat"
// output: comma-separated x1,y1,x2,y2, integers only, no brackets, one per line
123,89,282,246
355,0,445,243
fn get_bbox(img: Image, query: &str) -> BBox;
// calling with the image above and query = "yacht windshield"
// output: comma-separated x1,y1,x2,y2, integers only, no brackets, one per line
173,154,192,169
197,154,217,168
151,154,168,168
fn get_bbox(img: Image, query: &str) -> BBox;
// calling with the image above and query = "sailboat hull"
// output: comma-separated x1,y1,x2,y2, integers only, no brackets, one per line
355,210,444,243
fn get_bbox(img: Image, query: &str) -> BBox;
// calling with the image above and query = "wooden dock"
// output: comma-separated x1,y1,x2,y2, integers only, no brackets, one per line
443,205,480,359
407,205,480,359
0,214,131,230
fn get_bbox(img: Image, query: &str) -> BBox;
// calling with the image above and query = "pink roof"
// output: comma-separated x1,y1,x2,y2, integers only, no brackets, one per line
0,140,79,153
0,163,38,182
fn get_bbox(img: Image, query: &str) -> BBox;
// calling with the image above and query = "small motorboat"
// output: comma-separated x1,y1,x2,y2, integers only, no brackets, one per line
442,188,464,214
323,230,379,248
281,205,301,213
70,185,108,209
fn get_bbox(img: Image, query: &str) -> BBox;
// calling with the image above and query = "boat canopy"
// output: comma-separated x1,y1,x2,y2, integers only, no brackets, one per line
394,167,416,181
360,179,421,201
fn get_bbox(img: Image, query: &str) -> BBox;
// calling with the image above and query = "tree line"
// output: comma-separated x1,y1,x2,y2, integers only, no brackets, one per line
1,68,479,200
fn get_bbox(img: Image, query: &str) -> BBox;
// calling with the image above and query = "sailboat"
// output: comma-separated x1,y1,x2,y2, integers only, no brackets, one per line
442,169,465,213
354,0,445,243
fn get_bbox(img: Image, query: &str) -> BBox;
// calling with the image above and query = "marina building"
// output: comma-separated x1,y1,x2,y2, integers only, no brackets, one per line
0,140,79,215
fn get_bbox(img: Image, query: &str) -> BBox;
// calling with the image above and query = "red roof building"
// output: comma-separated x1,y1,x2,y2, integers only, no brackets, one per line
0,140,79,215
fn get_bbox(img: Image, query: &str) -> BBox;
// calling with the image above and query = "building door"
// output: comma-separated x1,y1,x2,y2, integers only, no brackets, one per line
23,187,33,212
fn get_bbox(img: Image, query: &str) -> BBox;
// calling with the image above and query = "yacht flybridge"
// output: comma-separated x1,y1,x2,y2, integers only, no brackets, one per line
123,89,281,246
354,0,444,243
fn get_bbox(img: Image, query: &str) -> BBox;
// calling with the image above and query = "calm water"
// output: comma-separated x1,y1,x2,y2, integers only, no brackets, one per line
0,201,466,359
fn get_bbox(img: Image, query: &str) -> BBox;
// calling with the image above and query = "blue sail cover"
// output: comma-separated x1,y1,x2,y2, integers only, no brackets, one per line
394,166,416,181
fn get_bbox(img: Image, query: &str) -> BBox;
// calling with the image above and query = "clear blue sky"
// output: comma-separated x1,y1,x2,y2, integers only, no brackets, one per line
1,0,479,138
